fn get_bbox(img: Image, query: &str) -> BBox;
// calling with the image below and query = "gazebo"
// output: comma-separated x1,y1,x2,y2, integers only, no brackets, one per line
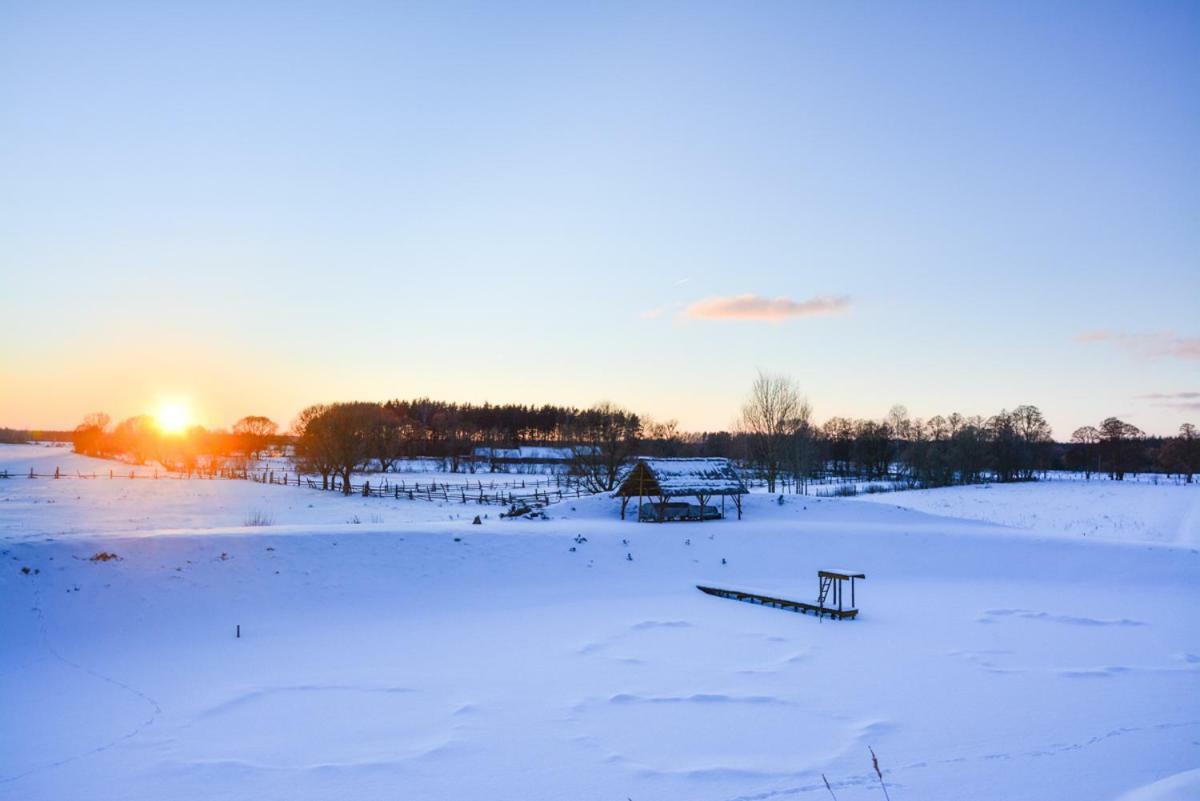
614,457,748,521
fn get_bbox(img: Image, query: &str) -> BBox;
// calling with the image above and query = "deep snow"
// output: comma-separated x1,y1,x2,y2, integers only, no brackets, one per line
1,444,1198,801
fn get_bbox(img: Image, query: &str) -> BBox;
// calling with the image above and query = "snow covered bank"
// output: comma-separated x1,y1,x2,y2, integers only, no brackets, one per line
855,478,1200,547
2,444,1198,801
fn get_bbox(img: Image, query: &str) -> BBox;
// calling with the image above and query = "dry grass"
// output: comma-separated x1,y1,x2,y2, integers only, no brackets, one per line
243,510,273,527
870,746,892,800
822,773,838,800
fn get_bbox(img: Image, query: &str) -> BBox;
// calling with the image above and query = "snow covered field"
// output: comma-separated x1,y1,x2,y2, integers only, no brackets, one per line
2,444,1198,801
857,478,1200,547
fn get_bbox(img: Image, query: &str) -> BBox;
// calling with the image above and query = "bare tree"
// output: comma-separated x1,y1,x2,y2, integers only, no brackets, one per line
740,371,808,493
570,402,641,492
1069,425,1101,479
1011,404,1052,479
73,412,112,457
1098,417,1144,480
232,415,278,461
111,415,156,465
293,405,337,489
370,406,412,473
320,403,384,494
1159,423,1199,483
787,416,819,494
887,404,910,441
643,418,683,457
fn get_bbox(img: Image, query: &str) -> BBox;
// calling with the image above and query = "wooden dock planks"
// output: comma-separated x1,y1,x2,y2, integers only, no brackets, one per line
696,585,859,620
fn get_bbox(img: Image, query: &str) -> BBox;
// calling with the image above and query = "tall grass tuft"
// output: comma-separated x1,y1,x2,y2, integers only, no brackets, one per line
869,746,891,800
243,510,273,527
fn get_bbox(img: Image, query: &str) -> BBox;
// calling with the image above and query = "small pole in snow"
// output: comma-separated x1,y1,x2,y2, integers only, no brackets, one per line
236,624,240,639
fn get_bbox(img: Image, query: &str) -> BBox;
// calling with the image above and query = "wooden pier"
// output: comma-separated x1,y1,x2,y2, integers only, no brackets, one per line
697,569,865,620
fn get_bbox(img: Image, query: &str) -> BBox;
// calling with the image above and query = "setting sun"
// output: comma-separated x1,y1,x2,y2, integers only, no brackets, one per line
155,402,191,435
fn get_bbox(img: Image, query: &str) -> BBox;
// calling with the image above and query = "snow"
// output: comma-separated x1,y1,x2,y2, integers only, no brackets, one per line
855,478,1200,547
623,457,748,496
1115,768,1200,801
471,446,581,461
1,443,1198,801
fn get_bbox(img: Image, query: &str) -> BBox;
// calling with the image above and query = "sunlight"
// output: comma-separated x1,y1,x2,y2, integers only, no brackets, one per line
155,401,191,435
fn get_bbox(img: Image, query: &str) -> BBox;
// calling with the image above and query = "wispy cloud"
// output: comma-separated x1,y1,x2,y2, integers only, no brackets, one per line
639,307,666,319
1135,391,1200,412
1076,331,1200,361
685,294,850,322
1136,392,1200,400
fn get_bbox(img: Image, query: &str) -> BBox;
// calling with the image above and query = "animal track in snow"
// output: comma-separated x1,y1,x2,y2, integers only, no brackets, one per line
176,684,454,769
575,619,802,674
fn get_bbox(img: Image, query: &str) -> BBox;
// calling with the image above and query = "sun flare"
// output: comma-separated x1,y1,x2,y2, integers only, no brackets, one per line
155,402,192,435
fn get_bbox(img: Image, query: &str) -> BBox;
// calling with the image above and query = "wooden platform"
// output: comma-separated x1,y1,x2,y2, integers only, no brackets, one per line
696,585,859,620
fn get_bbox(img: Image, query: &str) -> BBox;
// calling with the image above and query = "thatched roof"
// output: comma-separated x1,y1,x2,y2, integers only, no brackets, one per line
614,457,748,498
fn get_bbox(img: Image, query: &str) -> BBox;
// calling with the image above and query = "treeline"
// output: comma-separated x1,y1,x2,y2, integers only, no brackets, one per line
732,373,1060,491
71,413,281,471
63,385,1199,491
0,427,31,444
1066,419,1199,481
292,401,644,494
733,373,1199,491
381,399,615,447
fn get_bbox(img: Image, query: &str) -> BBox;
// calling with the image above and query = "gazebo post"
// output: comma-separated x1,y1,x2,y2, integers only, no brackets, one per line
638,465,644,523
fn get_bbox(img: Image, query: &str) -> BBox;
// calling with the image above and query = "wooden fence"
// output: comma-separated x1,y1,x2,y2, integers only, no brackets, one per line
1,465,592,507
272,472,587,506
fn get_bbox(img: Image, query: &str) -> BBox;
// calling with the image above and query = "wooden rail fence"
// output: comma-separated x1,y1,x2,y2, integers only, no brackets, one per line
1,466,592,507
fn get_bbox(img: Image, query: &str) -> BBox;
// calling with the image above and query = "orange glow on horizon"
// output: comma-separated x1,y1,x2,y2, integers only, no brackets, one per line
155,401,192,435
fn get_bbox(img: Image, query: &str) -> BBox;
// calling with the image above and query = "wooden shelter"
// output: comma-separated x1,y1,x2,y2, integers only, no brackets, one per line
614,457,748,521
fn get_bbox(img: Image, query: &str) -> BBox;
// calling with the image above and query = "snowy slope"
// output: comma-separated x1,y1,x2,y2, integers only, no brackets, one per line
854,478,1200,547
0,444,470,540
1,444,1198,801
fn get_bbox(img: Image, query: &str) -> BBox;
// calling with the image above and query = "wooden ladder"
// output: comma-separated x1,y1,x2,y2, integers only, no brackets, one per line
816,575,833,609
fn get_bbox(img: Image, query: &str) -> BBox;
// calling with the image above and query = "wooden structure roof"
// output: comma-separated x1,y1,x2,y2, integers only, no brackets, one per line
614,457,748,498
818,569,866,580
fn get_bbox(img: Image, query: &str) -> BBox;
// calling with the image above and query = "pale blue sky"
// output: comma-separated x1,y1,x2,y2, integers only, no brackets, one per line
2,1,1197,435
